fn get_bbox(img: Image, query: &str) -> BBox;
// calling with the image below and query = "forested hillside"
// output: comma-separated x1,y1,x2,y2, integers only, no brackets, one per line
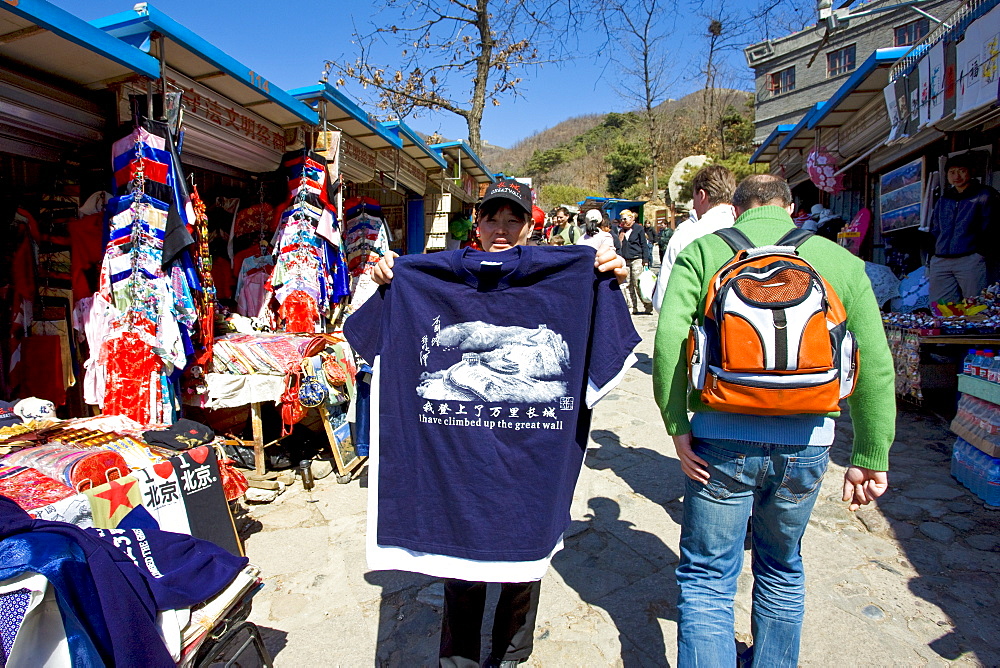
480,88,757,208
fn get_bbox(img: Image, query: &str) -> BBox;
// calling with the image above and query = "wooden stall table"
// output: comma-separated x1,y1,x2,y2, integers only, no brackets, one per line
186,373,288,478
188,372,364,482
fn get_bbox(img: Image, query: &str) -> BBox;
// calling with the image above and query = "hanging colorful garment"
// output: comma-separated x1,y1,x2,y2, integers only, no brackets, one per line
101,327,162,425
111,122,195,266
235,255,274,317
344,196,390,314
189,187,216,364
278,290,320,334
92,121,200,422
72,295,120,407
265,149,349,332
8,208,40,395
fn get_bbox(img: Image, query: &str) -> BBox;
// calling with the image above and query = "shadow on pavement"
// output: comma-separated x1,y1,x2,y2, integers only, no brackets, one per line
633,352,653,376
830,402,1000,664
254,626,288,665
553,497,677,667
587,429,686,524
548,428,688,666
364,570,440,667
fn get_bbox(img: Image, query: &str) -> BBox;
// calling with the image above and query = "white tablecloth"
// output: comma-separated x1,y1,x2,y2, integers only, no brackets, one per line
201,373,285,409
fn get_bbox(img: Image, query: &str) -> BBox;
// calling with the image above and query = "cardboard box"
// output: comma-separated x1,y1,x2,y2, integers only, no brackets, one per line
950,420,1000,458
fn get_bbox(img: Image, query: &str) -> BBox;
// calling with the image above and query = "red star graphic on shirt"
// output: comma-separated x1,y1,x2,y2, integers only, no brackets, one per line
94,478,137,518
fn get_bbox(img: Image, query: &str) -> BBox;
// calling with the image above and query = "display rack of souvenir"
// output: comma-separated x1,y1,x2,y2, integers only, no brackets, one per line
78,112,213,423
883,282,1000,336
344,196,391,314
885,326,923,401
264,150,350,333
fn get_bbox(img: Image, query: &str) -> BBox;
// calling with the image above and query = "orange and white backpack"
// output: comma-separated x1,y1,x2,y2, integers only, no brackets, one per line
687,227,859,416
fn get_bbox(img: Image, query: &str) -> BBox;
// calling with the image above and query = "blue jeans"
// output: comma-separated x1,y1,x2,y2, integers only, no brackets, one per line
676,437,830,668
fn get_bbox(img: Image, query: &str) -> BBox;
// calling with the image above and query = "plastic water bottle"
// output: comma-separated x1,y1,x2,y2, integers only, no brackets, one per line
971,397,987,433
980,351,995,380
963,348,978,376
989,354,1000,384
952,438,1000,508
971,350,986,377
957,394,971,421
987,403,1000,436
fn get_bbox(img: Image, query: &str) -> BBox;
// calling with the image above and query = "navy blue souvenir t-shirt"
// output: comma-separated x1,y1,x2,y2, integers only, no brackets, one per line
345,245,640,562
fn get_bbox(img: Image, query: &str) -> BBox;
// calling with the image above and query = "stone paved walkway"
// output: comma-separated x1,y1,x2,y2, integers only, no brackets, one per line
244,312,1000,666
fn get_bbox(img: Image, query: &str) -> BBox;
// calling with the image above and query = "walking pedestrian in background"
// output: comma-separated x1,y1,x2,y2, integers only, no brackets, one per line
578,209,614,253
652,165,736,311
613,208,652,314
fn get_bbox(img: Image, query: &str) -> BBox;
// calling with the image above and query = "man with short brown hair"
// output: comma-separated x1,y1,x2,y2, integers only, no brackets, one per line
653,173,894,667
652,165,737,311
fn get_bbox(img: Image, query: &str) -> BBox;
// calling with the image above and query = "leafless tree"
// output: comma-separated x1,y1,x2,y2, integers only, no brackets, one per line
333,0,571,154
597,0,680,202
751,0,815,41
690,0,758,147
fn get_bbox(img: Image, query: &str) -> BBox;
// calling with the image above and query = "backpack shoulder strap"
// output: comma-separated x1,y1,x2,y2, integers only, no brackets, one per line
776,228,814,249
714,227,754,253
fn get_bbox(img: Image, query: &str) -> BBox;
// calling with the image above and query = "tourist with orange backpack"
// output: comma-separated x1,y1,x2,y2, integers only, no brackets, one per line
652,175,895,667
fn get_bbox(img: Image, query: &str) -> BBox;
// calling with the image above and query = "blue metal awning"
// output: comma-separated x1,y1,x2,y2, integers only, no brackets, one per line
770,48,912,157
431,141,495,183
290,83,401,150
580,197,647,223
777,102,826,151
807,47,910,130
749,124,795,164
93,3,317,127
0,0,160,87
381,121,447,170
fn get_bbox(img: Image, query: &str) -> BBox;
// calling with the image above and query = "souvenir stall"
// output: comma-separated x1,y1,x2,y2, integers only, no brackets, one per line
0,3,343,663
0,2,163,416
184,147,366,480
874,150,1000,406
0,409,274,665
871,0,1000,408
425,140,494,251
2,104,265,643
883,283,1000,401
285,85,403,308
0,100,283,662
380,120,452,256
281,89,418,472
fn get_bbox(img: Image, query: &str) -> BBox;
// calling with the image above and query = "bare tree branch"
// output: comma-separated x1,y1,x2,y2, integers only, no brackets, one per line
333,0,573,151
595,0,683,200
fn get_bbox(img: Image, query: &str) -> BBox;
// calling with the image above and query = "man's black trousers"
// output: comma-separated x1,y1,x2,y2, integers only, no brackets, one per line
439,579,542,666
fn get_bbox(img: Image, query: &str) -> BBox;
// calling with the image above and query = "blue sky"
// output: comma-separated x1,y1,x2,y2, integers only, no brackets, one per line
51,0,763,148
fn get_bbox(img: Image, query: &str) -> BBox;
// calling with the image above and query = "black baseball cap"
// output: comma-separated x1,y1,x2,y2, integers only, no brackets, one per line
945,152,976,173
480,179,532,217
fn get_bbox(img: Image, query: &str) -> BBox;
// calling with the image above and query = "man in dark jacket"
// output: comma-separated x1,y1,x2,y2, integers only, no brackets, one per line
656,221,674,267
613,208,653,313
928,153,1000,304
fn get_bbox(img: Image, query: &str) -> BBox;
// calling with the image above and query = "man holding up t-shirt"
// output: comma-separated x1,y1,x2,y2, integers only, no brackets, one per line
349,180,637,668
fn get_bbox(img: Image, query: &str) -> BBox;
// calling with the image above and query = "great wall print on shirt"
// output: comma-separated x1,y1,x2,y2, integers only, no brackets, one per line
415,315,573,430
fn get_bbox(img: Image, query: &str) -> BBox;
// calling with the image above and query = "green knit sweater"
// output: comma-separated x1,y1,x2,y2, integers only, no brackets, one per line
652,206,896,471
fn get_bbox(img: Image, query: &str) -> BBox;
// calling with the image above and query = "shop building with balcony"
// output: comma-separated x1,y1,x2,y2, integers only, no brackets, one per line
746,0,962,146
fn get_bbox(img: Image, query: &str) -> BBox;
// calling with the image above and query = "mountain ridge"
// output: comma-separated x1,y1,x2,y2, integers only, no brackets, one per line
479,88,754,202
